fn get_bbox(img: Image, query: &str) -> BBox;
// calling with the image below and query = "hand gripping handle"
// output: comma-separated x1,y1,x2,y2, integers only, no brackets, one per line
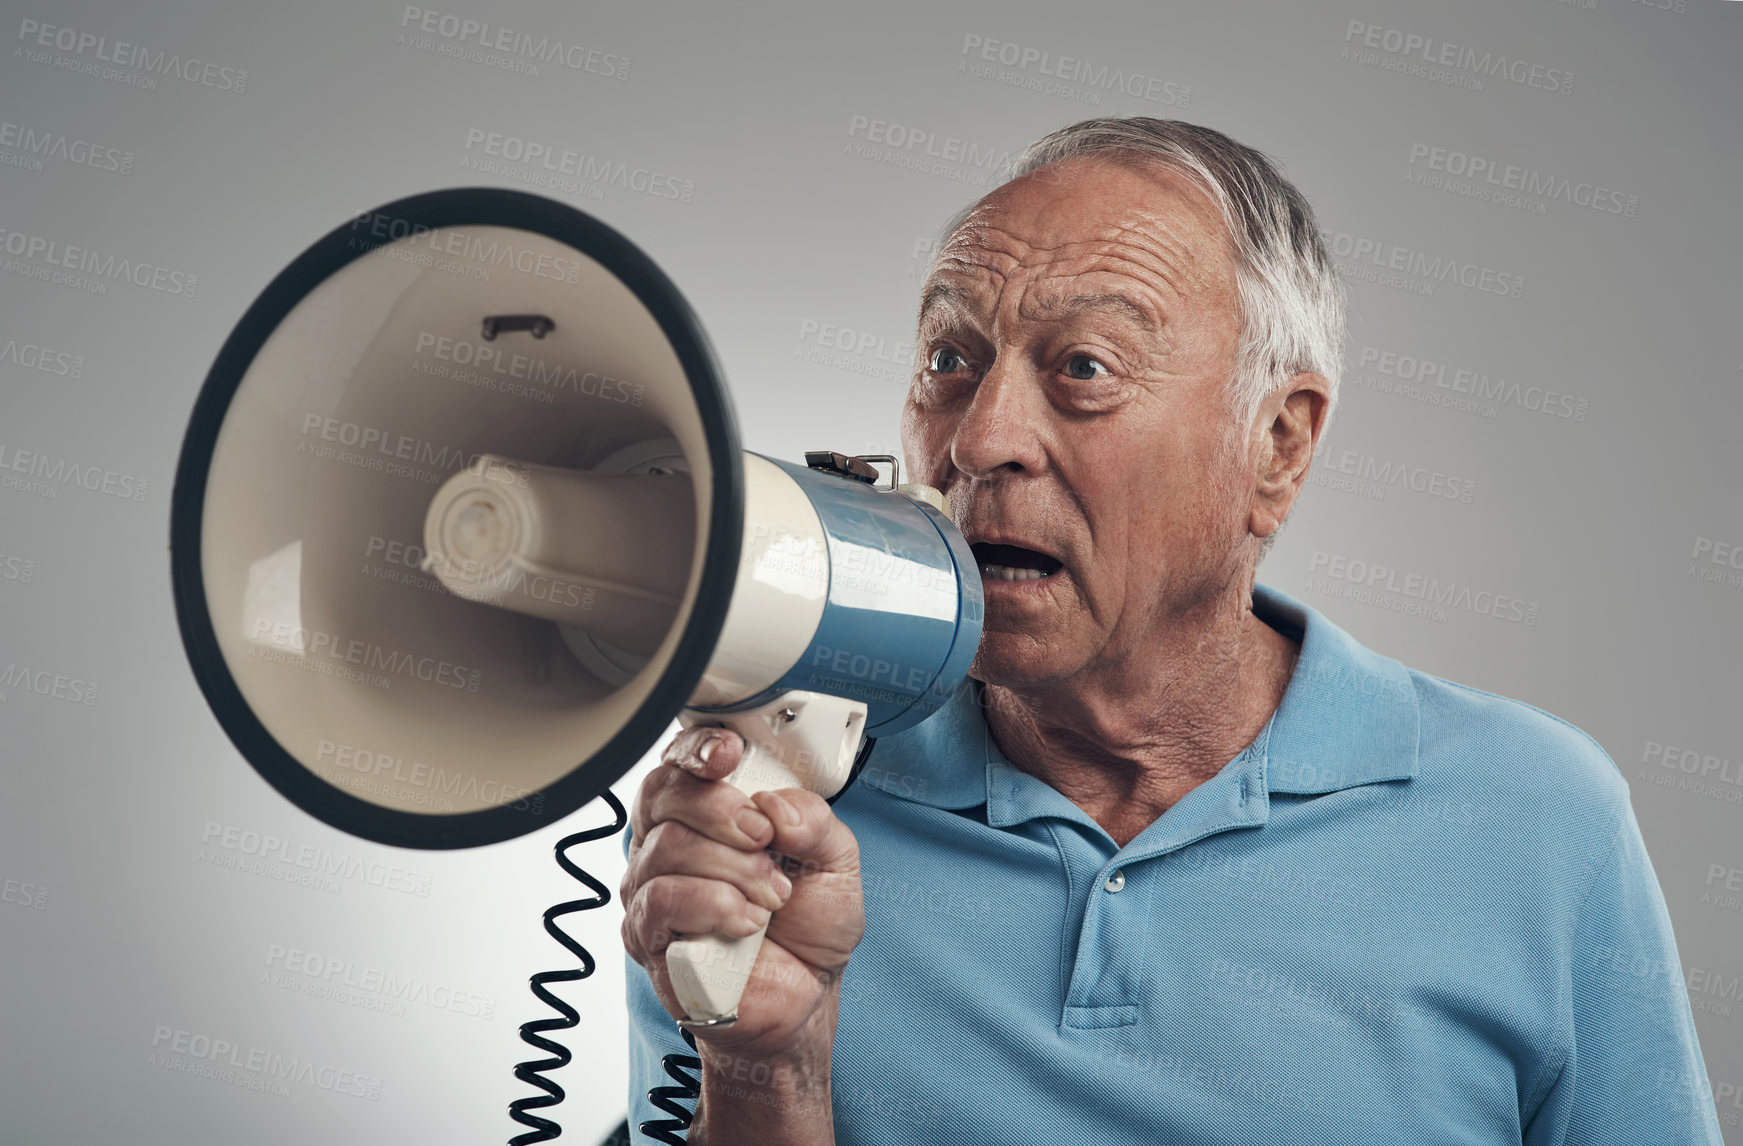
665,691,866,1027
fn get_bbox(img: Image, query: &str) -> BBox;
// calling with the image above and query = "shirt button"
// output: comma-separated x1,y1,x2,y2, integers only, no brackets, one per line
1104,870,1126,893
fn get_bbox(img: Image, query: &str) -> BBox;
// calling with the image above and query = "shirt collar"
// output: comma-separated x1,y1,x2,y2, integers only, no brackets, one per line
1252,583,1419,793
857,583,1419,812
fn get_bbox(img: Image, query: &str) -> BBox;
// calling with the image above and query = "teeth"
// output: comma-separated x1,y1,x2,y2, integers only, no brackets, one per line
980,564,1051,582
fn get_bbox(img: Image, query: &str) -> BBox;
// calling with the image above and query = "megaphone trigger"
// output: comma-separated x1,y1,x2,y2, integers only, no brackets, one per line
680,691,867,797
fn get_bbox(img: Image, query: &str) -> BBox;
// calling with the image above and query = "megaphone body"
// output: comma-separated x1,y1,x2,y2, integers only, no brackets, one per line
170,189,982,1030
420,442,979,1024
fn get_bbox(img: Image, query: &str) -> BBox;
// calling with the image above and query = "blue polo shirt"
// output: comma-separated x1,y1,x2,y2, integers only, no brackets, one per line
626,585,1722,1143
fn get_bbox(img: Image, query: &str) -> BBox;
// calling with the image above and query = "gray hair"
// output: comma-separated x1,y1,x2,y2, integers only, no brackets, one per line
936,117,1344,428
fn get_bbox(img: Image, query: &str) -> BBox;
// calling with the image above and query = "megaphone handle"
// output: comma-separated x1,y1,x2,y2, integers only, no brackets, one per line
665,693,867,1026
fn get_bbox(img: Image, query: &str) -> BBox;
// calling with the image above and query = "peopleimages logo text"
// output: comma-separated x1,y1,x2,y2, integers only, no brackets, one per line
414,330,645,404
0,227,197,297
1354,346,1588,421
249,618,484,692
1308,551,1540,625
347,210,583,283
16,19,248,91
1343,21,1574,94
398,7,628,77
0,121,133,174
462,129,693,202
1407,144,1637,217
0,442,149,501
0,337,84,378
958,33,1192,107
846,116,1019,175
1320,230,1524,299
149,1024,381,1099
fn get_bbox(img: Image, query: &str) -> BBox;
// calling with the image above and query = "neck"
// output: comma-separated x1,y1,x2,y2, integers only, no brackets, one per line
981,581,1298,847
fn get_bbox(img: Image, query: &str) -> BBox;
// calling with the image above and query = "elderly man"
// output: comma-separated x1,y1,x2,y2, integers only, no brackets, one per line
620,118,1720,1144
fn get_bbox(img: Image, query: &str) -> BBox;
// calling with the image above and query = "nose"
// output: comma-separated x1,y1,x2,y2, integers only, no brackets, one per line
949,359,1047,481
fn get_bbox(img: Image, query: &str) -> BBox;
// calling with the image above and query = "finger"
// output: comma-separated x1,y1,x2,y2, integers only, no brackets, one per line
754,789,861,877
664,725,744,781
624,874,772,958
622,913,645,968
626,820,793,913
618,834,644,912
635,765,774,851
631,729,749,842
752,790,866,966
629,766,662,844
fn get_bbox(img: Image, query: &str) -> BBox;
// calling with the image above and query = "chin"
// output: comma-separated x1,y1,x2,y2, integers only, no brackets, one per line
969,632,1077,690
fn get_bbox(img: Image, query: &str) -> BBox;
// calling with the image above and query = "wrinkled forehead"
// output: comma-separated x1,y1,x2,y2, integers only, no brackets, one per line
926,158,1236,310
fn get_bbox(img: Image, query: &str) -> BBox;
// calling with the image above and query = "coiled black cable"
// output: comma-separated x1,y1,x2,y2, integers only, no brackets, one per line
638,1028,702,1144
514,735,878,1144
509,790,629,1144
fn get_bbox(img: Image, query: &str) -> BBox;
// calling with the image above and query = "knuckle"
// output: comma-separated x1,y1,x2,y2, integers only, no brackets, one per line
783,788,831,820
620,919,643,964
642,822,705,874
641,819,674,854
648,874,699,916
664,786,741,843
651,816,704,854
701,876,742,917
699,799,744,839
623,895,649,946
642,791,682,835
641,764,672,797
641,874,677,915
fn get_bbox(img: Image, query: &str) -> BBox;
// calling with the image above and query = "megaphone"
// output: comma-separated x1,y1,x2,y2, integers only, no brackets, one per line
169,189,983,1030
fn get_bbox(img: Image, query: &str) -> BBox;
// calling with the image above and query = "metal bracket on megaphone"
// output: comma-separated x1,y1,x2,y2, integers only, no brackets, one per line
806,451,950,514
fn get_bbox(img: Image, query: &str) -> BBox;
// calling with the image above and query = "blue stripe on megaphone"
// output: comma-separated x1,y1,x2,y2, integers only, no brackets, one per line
767,457,982,736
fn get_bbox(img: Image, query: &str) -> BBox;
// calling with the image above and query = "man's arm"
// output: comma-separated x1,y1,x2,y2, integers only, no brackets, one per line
1522,802,1723,1145
627,960,838,1145
621,726,865,1145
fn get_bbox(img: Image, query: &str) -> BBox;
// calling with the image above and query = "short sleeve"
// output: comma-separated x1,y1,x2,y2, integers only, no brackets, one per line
1523,803,1723,1145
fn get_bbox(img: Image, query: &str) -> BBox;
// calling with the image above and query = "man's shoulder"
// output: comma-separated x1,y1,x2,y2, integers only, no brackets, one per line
1257,585,1628,825
1404,667,1629,822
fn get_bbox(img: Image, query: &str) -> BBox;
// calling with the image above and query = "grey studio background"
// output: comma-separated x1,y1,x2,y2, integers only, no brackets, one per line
1,0,1739,1142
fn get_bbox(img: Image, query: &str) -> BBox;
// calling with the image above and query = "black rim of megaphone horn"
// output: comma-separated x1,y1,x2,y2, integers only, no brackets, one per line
169,188,744,850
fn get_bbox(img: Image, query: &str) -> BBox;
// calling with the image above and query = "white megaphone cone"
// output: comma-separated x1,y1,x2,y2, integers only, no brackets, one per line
170,190,982,1031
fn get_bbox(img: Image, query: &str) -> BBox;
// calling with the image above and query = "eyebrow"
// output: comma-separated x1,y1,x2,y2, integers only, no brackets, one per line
917,281,975,328
916,283,1160,335
1032,292,1159,333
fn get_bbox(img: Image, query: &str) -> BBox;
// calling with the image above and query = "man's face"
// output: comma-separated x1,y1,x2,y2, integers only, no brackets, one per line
901,156,1262,687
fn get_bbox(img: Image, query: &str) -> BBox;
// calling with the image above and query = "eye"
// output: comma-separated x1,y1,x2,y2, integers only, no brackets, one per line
1063,354,1110,381
928,346,971,374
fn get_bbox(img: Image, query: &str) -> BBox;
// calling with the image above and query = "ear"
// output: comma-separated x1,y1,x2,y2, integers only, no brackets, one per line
1249,372,1331,540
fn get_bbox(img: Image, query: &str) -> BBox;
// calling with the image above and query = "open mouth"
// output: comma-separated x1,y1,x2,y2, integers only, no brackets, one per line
971,542,1064,583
